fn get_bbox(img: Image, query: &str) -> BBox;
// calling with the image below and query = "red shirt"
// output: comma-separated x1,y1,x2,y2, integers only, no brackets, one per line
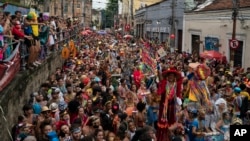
12,27,25,38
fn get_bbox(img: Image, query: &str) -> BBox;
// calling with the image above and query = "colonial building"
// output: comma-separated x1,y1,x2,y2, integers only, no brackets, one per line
21,0,92,26
120,0,162,33
134,0,185,51
183,0,250,68
83,0,93,27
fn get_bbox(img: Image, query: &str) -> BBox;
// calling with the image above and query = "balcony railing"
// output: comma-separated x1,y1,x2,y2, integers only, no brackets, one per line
0,23,84,92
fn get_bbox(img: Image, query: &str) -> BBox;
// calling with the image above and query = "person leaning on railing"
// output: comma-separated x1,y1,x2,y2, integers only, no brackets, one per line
12,21,33,41
0,11,15,60
23,14,45,69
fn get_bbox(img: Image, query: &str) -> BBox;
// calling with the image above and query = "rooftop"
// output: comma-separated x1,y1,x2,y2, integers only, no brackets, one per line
195,0,250,12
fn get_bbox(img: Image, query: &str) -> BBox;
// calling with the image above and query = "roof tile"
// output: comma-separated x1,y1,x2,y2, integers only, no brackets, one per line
197,0,250,11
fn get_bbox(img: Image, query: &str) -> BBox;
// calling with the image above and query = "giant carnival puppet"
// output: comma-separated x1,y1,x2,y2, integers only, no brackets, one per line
185,62,211,108
156,67,183,141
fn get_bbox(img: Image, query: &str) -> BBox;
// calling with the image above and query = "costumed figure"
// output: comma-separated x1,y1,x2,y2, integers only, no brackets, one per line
185,62,211,109
133,66,144,89
156,67,183,141
27,10,41,63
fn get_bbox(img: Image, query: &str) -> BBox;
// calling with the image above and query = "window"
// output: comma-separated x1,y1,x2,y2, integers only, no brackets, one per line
77,4,81,8
64,3,68,12
191,35,200,56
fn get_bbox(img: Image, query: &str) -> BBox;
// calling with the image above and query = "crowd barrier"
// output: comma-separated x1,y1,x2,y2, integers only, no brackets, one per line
0,24,84,92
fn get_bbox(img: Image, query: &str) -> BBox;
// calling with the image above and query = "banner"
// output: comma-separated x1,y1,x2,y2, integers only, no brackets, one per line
141,49,156,72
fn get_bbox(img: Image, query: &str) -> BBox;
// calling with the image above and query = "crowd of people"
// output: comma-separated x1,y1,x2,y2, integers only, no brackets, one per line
0,6,82,70
2,6,250,141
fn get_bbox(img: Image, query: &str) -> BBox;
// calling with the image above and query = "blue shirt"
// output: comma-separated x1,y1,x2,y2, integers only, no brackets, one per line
33,103,42,115
192,118,205,141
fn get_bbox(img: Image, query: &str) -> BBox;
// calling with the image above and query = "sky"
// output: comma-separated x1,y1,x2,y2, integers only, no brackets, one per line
92,0,108,9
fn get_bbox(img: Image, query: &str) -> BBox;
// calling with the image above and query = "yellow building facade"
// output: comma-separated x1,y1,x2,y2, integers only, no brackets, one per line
121,0,162,31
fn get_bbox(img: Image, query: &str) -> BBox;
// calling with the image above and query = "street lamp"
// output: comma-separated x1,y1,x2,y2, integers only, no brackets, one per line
156,20,161,43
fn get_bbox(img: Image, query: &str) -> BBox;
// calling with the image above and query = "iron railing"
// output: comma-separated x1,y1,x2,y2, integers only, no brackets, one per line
0,24,84,90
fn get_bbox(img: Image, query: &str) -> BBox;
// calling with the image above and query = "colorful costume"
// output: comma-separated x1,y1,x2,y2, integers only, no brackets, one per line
156,67,183,141
186,63,211,108
133,68,144,88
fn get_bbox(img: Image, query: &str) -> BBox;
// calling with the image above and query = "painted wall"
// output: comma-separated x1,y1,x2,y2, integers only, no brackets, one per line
0,2,32,15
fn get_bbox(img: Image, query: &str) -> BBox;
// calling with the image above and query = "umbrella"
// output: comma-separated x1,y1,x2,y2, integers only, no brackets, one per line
200,50,223,60
85,30,92,34
124,34,133,39
81,31,89,36
97,30,107,35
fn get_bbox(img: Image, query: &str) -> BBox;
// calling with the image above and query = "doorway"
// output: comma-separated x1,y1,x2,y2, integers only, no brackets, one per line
231,40,243,67
191,34,200,57
178,30,183,52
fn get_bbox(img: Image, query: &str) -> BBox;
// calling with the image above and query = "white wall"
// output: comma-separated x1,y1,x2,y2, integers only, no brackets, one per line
183,9,250,68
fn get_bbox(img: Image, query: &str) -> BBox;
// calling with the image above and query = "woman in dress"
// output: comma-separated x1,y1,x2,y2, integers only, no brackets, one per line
215,112,230,141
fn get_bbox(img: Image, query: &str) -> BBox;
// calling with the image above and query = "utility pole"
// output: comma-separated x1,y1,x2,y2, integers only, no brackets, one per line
230,0,239,70
131,0,134,34
170,0,176,52
72,0,75,18
61,0,64,18
82,0,85,25
54,0,57,16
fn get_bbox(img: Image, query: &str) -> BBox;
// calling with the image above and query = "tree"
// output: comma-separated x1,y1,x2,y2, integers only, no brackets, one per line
105,0,118,28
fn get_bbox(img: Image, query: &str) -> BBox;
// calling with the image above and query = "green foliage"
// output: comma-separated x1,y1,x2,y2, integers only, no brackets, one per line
105,0,118,28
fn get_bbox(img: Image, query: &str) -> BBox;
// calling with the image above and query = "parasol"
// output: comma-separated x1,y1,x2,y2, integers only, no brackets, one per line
97,30,107,35
81,31,89,36
85,29,92,34
200,50,223,60
123,34,133,39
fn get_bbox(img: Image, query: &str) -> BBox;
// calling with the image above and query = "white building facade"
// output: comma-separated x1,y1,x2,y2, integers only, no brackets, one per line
183,7,250,68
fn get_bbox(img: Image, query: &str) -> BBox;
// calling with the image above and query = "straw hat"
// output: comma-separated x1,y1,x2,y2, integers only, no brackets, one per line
232,117,242,125
41,106,50,112
49,103,58,112
188,62,201,69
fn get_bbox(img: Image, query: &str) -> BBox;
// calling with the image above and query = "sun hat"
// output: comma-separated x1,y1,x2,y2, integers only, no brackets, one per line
33,92,39,97
188,62,200,69
41,106,50,112
23,136,37,141
215,98,227,106
162,67,181,79
49,103,58,112
232,117,242,125
226,81,231,85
